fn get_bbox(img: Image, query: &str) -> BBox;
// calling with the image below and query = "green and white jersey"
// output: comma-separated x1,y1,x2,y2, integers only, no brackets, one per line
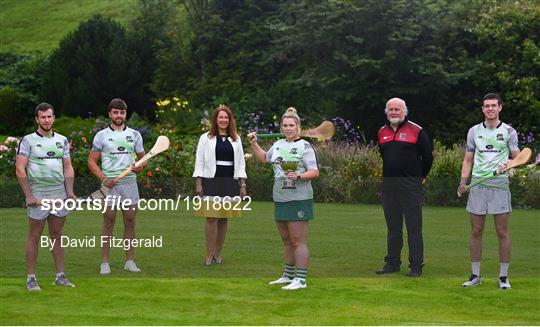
92,126,144,184
466,122,519,189
17,131,69,193
265,139,318,202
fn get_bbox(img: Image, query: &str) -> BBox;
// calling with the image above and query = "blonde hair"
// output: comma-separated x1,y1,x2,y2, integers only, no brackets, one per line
281,107,302,134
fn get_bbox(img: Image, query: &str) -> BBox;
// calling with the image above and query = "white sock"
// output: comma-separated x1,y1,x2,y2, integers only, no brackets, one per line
27,274,36,281
56,272,64,278
471,261,480,276
125,260,134,264
499,262,509,277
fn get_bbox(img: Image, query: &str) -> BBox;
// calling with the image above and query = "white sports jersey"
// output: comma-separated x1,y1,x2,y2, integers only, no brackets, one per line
265,138,318,202
17,131,69,193
466,122,519,189
92,126,144,184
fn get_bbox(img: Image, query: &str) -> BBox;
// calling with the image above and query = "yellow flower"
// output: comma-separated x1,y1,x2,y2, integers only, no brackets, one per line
157,99,170,106
173,97,179,101
183,101,189,106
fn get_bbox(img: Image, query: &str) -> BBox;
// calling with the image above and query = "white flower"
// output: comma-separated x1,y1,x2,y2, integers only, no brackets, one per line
5,136,19,145
244,153,253,159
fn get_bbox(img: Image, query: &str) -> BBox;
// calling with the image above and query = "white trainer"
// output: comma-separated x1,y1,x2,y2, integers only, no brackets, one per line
282,278,306,290
124,260,141,272
268,276,294,285
53,274,76,287
498,276,511,289
100,262,111,275
462,274,482,287
26,277,41,291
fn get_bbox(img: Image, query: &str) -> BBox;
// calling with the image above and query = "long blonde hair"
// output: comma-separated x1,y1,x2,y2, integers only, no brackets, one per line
281,107,301,135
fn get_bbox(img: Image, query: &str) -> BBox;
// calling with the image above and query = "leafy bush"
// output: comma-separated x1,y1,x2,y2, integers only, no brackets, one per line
155,97,203,136
0,52,46,135
0,129,538,209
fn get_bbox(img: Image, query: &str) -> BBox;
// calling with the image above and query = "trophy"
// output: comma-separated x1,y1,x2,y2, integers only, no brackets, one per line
274,157,300,189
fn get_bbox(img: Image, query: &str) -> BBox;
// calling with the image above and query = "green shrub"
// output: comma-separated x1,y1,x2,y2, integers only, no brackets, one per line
155,97,204,136
0,86,32,135
0,133,538,209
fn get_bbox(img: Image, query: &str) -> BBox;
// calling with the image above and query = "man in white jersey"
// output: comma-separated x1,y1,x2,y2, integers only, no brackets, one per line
88,98,145,274
457,93,520,289
16,103,76,291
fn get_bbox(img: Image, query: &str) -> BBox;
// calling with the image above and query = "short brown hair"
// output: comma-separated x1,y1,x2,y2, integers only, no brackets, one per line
108,98,127,112
35,103,54,117
483,93,502,105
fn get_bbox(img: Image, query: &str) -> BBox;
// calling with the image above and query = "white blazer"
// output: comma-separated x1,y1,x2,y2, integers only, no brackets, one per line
192,132,247,179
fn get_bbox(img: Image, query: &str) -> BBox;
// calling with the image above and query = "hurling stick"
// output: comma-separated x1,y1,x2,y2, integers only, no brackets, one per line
457,147,532,197
257,121,335,140
114,135,170,181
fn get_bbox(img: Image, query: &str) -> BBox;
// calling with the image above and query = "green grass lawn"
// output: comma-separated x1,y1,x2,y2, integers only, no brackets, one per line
1,202,539,325
0,0,137,53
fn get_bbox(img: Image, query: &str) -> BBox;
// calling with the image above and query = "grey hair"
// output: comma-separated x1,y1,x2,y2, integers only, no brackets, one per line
384,98,408,116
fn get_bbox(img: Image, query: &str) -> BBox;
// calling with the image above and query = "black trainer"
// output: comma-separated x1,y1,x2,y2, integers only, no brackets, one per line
376,264,400,274
406,267,423,277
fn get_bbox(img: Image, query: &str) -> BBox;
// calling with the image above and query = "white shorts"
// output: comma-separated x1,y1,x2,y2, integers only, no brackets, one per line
104,181,140,207
466,185,512,215
28,188,69,220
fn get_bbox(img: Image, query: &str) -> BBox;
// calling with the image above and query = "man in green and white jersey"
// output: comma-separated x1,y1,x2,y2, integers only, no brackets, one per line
16,103,76,291
458,93,520,289
88,98,145,275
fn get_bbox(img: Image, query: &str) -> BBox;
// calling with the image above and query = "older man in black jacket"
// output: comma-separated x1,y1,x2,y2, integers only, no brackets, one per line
376,97,433,277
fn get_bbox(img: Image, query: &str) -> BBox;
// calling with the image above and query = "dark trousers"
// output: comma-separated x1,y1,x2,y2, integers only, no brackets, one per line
381,190,424,268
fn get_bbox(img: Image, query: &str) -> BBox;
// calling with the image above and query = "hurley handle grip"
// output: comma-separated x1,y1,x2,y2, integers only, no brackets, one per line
256,133,285,138
115,166,133,181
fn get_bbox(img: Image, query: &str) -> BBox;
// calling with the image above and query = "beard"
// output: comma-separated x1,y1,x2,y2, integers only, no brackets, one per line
39,124,52,132
389,117,404,125
112,118,125,126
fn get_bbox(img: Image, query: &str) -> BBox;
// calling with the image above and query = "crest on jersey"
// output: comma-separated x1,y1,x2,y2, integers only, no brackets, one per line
126,136,134,143
497,134,504,141
56,142,63,149
290,148,298,155
399,132,407,140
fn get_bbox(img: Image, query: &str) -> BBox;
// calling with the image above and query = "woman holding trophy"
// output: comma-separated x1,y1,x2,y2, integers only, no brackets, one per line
247,107,319,290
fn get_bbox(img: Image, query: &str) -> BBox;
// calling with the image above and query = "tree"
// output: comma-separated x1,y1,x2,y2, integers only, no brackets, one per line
0,53,46,134
44,11,170,119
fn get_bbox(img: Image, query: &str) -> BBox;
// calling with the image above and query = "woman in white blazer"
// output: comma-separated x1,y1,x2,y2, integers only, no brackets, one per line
193,105,247,266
